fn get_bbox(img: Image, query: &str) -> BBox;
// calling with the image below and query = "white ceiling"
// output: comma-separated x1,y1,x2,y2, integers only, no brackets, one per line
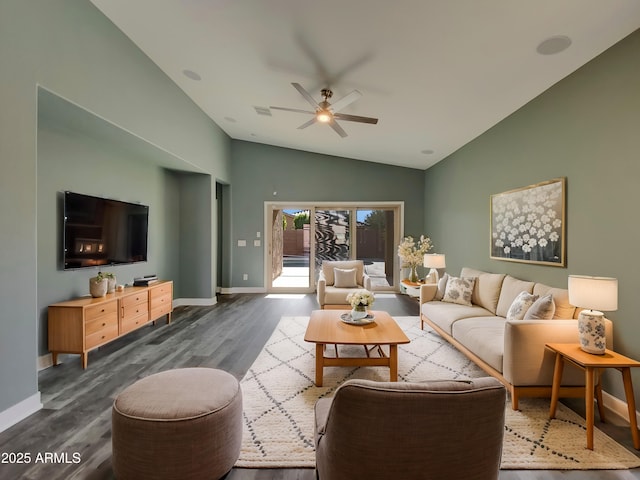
90,0,640,170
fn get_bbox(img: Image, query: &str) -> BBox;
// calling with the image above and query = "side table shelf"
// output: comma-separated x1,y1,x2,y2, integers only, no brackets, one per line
48,280,173,369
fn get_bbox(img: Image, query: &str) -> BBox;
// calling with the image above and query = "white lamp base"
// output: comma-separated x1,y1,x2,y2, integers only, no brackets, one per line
578,310,606,354
424,269,439,284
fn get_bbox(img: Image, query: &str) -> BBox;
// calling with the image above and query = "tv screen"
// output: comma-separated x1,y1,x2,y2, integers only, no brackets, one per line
63,191,149,270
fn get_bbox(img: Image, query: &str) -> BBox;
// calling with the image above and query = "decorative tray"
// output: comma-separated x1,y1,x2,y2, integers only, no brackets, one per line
340,313,375,325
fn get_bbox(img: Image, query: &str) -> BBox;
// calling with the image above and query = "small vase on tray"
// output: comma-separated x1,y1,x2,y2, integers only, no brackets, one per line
351,305,368,320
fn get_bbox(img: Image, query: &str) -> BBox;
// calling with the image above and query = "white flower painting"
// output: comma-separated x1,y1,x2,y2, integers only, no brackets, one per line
490,178,565,266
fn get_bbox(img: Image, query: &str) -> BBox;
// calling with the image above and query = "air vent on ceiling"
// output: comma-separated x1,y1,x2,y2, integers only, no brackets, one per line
254,106,272,116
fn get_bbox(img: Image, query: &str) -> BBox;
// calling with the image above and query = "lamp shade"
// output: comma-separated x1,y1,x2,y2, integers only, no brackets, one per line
423,253,446,269
568,275,618,312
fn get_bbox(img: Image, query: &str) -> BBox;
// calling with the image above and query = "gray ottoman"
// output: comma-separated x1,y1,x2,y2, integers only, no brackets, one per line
112,368,242,480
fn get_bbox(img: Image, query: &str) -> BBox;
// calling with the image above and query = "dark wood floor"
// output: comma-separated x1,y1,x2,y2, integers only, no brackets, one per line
1,293,638,479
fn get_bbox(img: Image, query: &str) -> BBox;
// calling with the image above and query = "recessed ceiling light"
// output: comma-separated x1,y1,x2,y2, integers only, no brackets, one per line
421,149,434,155
536,35,572,55
182,69,201,81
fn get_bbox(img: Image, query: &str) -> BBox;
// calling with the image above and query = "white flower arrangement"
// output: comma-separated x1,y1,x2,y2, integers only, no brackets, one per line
492,181,563,262
346,289,375,308
397,235,433,268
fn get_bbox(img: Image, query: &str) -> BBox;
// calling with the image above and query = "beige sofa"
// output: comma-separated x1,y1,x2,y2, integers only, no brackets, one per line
316,260,372,309
419,267,613,409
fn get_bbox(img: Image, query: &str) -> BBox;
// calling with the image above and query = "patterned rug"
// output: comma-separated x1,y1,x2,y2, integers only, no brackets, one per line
237,316,640,470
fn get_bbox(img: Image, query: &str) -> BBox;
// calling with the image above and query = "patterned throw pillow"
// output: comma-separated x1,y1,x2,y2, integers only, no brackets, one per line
442,276,476,306
506,291,539,321
334,268,358,288
524,293,556,320
434,273,449,301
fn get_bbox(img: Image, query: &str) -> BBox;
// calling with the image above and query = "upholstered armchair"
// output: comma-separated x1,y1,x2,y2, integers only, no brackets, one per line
316,260,372,309
314,377,506,480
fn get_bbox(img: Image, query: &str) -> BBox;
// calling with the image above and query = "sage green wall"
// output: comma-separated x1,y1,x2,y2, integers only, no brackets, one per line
424,29,640,402
230,140,425,288
36,122,181,355
0,0,230,420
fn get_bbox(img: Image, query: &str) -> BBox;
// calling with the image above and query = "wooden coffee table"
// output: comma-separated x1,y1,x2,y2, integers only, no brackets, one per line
304,310,410,386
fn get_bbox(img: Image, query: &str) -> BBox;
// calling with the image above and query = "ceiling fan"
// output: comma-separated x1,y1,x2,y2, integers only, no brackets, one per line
270,83,378,138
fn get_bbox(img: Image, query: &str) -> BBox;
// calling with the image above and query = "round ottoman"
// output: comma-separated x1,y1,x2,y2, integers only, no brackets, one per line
112,368,242,480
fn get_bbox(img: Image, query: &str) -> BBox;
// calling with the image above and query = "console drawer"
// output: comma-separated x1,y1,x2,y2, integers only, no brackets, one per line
85,313,118,337
85,301,117,322
120,312,149,335
121,291,148,308
85,322,118,349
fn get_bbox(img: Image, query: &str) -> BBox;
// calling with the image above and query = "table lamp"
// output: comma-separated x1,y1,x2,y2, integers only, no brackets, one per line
423,254,446,284
568,275,618,354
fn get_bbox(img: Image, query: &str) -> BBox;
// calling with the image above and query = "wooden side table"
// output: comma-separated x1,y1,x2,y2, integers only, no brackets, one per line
400,279,426,298
546,343,640,450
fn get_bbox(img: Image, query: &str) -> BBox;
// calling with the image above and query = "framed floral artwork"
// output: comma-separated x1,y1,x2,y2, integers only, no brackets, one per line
490,177,566,266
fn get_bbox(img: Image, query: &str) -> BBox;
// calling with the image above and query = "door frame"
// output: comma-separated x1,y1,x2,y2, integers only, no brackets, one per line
264,201,404,293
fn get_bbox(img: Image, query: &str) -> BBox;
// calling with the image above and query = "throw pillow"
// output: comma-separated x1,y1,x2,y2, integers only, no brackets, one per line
442,276,475,306
524,293,556,320
334,268,358,288
434,273,449,301
506,291,539,321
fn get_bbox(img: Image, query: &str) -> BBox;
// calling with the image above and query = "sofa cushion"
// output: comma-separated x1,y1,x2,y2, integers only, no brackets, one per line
524,293,556,320
461,268,505,314
323,288,362,305
334,268,357,288
496,276,535,317
442,277,475,306
434,273,449,301
506,291,539,321
532,284,576,319
322,261,364,286
422,302,493,335
452,317,506,373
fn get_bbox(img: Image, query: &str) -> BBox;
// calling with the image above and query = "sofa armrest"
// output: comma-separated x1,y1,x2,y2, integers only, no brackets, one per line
317,273,327,307
419,284,438,306
503,318,613,386
363,274,372,291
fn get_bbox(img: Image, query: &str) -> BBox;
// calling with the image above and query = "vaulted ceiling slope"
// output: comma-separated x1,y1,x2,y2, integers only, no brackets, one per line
90,0,640,170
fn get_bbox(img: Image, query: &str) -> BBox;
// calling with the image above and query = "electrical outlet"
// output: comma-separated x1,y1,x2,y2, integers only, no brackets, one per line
243,273,248,281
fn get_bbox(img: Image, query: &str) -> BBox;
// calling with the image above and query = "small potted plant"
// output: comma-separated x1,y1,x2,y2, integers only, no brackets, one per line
103,272,117,293
89,272,108,298
346,289,375,320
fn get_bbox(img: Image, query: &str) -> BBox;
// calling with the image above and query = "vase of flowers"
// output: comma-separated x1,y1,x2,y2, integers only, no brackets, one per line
346,289,375,320
397,235,433,282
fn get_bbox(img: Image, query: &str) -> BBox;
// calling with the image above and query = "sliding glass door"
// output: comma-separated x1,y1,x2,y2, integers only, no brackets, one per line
266,202,402,293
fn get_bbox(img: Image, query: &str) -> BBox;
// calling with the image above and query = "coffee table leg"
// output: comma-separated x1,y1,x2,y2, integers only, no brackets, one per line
315,343,324,387
389,345,398,382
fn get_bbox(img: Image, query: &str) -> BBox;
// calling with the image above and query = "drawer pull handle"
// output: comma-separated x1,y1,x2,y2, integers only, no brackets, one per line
102,323,106,327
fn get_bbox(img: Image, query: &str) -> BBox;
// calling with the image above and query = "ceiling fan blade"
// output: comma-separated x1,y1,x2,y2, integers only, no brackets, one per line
334,113,378,125
329,90,362,113
292,82,319,109
297,117,318,130
329,120,348,138
270,106,316,115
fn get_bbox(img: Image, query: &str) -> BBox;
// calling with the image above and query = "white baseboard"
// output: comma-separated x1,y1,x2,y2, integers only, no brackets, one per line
38,353,54,371
0,392,42,433
602,390,640,425
172,297,217,307
219,287,267,294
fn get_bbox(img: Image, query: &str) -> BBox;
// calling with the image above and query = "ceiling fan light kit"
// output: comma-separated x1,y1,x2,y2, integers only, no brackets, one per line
270,82,378,138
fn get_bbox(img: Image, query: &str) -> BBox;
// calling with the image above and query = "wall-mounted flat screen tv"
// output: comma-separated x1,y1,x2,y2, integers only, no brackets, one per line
63,191,149,270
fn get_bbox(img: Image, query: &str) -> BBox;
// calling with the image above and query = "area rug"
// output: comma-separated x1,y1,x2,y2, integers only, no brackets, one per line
237,316,640,470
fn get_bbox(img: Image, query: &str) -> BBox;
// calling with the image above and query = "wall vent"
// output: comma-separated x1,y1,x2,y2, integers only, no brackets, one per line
254,106,272,116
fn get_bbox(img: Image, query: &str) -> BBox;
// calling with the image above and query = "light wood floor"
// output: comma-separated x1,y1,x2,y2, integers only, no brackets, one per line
1,293,639,479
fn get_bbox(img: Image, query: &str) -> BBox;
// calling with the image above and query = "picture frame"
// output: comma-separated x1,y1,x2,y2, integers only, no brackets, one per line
490,177,566,266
